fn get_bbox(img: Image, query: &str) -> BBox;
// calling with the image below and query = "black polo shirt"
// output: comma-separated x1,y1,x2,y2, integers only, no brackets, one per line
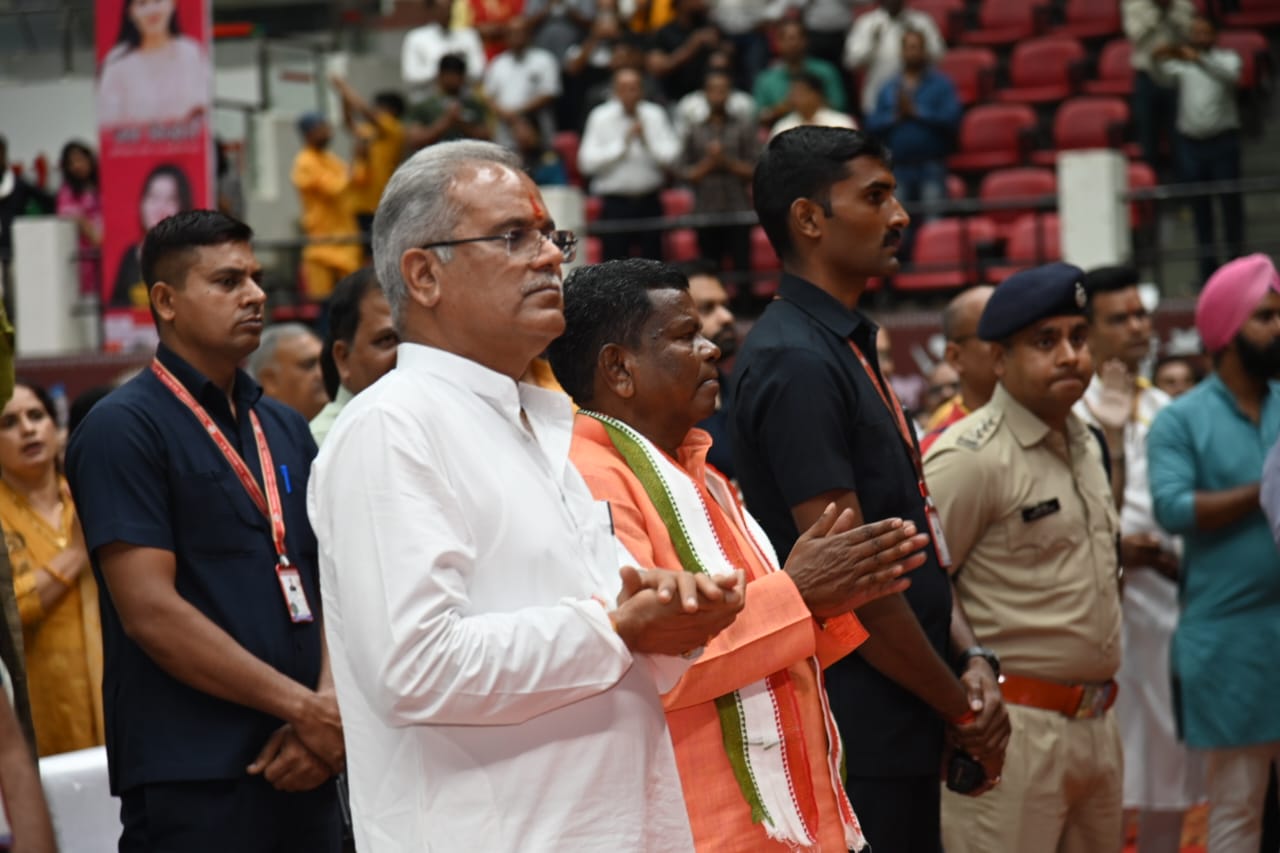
729,272,952,777
65,343,323,795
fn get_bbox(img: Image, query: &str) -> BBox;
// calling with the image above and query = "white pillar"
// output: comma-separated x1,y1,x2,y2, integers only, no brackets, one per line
538,185,587,272
1057,149,1132,270
12,217,96,356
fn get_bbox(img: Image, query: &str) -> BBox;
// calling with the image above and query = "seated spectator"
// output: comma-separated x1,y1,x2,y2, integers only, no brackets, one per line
864,29,960,211
291,112,362,301
770,72,858,138
681,69,759,277
247,323,329,423
469,0,523,60
330,75,407,241
774,0,862,70
647,0,727,102
581,36,667,128
1152,14,1243,284
312,269,398,447
484,17,562,149
1153,353,1203,399
755,18,847,128
525,0,597,59
1124,0,1195,178
405,55,493,151
0,381,102,757
710,0,775,88
512,113,570,186
564,7,631,128
843,0,944,117
673,50,757,140
55,141,103,298
401,0,487,87
678,259,740,477
579,67,681,261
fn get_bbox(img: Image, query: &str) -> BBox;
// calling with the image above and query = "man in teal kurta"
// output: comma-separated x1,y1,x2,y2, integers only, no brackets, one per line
1148,253,1280,853
753,19,847,128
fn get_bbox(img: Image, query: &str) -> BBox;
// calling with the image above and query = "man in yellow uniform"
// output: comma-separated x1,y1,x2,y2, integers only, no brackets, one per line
924,262,1124,853
330,75,406,243
291,112,363,300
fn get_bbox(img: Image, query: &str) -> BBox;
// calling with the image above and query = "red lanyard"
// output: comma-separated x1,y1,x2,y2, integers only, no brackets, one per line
848,341,924,480
847,341,953,569
150,359,290,566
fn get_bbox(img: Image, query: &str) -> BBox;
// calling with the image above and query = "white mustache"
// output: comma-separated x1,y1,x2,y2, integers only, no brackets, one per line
522,276,563,295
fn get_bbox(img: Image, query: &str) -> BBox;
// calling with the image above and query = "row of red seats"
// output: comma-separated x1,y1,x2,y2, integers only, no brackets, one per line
902,0,1278,49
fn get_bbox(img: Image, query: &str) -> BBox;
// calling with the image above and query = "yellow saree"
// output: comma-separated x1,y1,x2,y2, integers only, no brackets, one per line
0,477,103,756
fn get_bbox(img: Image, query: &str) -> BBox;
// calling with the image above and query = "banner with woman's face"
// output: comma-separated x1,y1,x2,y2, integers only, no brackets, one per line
96,0,212,350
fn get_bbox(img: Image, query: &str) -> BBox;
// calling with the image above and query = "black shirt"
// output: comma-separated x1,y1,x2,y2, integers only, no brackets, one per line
729,272,952,777
65,343,324,794
649,21,717,102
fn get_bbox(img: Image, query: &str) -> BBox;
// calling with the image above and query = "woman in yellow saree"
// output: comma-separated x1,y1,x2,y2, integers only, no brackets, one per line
0,381,102,756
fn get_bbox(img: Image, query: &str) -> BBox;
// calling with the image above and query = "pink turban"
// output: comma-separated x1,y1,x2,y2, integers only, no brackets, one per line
1195,254,1280,353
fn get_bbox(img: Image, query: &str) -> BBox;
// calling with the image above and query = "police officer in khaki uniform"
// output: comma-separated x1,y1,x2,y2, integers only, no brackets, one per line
923,262,1124,853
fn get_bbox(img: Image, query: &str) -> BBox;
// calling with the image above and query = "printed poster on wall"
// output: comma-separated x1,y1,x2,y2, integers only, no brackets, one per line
97,0,213,352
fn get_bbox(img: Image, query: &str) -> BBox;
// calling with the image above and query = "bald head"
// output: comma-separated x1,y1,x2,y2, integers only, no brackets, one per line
941,285,998,410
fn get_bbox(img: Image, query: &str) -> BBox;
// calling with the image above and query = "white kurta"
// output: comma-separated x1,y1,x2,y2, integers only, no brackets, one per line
1075,378,1205,810
309,343,696,852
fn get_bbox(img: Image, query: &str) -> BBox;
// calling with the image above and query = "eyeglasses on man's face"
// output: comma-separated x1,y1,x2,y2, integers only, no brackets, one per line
420,228,578,263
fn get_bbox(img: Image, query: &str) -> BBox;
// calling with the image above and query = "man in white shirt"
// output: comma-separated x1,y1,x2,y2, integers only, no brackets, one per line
579,67,682,261
1074,266,1203,853
1151,14,1244,284
401,0,487,87
770,72,858,138
1123,0,1195,174
843,0,944,117
484,17,562,149
309,140,744,852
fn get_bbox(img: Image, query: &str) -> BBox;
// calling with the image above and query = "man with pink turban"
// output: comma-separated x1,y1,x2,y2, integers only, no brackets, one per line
1148,253,1280,853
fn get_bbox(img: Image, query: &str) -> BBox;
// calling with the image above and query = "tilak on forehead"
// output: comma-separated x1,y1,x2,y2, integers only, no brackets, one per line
528,190,546,221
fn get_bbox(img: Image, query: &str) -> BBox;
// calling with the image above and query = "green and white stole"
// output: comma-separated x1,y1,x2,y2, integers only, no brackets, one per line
583,411,865,852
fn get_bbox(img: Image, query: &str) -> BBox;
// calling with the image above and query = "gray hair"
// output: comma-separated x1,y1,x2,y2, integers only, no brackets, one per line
372,141,522,329
246,322,317,379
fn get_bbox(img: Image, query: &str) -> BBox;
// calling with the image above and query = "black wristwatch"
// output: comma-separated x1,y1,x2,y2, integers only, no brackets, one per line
955,646,1001,679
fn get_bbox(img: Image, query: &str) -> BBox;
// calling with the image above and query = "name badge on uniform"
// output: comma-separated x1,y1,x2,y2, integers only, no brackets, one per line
1021,498,1062,523
276,560,314,624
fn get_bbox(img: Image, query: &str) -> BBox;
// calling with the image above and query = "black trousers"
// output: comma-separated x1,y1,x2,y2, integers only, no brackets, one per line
119,776,342,853
845,774,942,853
600,193,664,262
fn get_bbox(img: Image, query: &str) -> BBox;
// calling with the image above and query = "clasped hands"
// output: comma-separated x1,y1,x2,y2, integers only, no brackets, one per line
946,659,1011,797
248,689,345,793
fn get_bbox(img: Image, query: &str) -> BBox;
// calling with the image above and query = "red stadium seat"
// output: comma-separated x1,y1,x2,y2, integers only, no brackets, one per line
1127,161,1157,229
960,0,1046,47
1084,39,1134,96
978,168,1058,232
911,0,965,42
660,187,695,219
1226,0,1280,29
1031,96,1136,166
749,226,780,299
664,228,699,262
1218,29,1270,91
947,104,1037,174
996,36,1087,105
585,236,603,265
553,131,581,186
947,173,968,199
585,195,603,222
894,217,999,291
987,213,1062,281
937,47,998,106
1050,0,1122,39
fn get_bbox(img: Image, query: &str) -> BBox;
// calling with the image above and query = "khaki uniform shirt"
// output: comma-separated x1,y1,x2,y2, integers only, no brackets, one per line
923,384,1122,684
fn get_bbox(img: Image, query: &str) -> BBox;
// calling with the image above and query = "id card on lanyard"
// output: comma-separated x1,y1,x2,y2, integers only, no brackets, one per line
151,359,314,623
848,342,953,570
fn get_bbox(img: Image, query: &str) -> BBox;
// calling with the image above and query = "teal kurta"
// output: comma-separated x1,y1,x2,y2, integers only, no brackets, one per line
1148,374,1280,748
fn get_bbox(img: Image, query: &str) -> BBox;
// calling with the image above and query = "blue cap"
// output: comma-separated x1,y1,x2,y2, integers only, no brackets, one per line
297,111,327,136
978,262,1088,342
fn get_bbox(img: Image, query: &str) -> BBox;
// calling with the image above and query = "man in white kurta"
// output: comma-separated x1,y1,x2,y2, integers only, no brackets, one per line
309,140,740,852
1075,267,1203,853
